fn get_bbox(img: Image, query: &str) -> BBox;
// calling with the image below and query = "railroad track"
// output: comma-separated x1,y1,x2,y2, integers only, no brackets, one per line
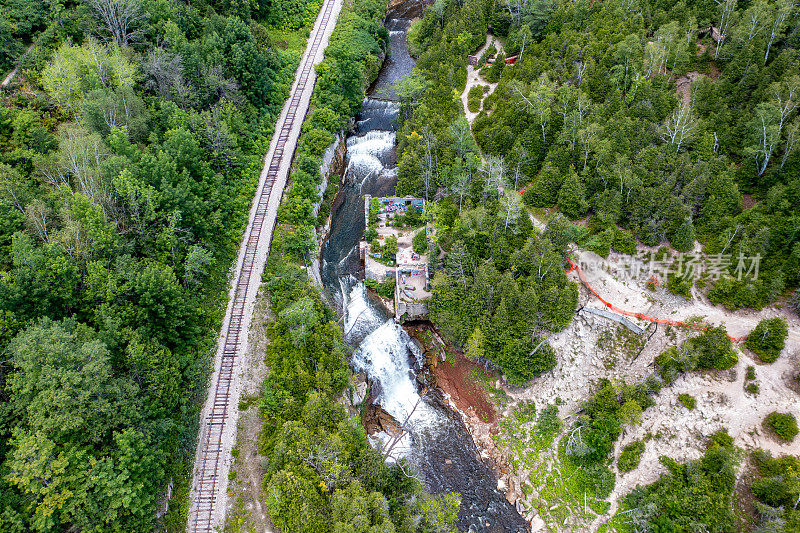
187,0,340,529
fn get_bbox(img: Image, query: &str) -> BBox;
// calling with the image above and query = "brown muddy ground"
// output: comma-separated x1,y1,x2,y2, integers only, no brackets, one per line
404,322,499,427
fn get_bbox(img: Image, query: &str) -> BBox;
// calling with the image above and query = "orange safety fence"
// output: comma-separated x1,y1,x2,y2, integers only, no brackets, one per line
566,258,748,343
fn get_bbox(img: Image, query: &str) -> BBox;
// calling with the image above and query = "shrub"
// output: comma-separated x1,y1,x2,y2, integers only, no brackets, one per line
495,337,556,385
655,346,690,383
299,127,334,156
412,228,427,255
750,450,800,517
557,172,588,220
467,85,485,112
536,404,562,444
686,326,738,370
587,464,616,499
620,433,738,532
764,412,798,442
284,225,317,257
746,365,756,380
587,228,614,258
567,379,654,476
707,275,773,310
404,205,423,227
365,277,396,300
305,106,341,133
611,227,637,255
745,317,788,363
618,440,645,472
383,235,398,260
745,382,759,395
667,272,693,298
523,162,563,207
678,393,696,410
369,198,379,224
266,0,323,30
296,153,322,175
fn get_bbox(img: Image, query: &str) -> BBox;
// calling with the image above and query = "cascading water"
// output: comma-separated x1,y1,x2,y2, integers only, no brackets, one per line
319,17,529,532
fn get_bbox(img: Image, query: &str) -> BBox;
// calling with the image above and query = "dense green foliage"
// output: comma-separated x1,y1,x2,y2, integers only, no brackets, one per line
617,440,644,472
279,0,388,229
619,431,739,532
396,0,800,529
764,411,798,442
394,0,487,199
4,318,165,530
265,0,323,30
412,227,428,254
258,230,458,533
750,450,800,531
428,202,577,384
745,316,789,362
562,378,656,497
655,326,738,384
0,0,47,71
397,0,800,310
0,0,314,528
686,326,739,369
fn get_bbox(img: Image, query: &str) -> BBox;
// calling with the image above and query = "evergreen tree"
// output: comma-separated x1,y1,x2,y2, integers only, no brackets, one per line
557,171,589,220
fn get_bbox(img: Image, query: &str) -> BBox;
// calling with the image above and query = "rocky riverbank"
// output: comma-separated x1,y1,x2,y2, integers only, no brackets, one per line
401,322,541,525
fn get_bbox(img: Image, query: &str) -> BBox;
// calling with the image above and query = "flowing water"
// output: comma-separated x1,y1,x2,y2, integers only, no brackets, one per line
319,18,529,532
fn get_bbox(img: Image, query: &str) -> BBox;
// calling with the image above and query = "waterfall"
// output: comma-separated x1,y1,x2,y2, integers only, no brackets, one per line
318,17,530,531
320,98,400,291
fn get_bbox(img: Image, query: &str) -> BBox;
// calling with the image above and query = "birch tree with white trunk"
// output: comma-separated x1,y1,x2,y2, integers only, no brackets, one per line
511,74,555,142
714,0,738,59
499,190,522,230
764,0,796,64
747,103,781,176
658,103,699,152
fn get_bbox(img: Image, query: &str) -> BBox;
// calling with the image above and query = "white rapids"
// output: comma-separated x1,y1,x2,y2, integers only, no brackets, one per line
342,281,441,461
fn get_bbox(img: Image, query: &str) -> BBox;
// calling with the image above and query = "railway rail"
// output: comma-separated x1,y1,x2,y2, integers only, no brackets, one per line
187,0,340,529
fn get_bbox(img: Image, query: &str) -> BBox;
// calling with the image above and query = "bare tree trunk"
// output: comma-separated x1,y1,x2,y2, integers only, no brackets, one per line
88,0,145,46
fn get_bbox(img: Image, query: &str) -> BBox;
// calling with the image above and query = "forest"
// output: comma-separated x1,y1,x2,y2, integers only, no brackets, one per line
390,0,799,529
248,0,464,530
397,0,800,313
258,229,460,532
0,0,325,528
428,203,578,384
1,0,799,528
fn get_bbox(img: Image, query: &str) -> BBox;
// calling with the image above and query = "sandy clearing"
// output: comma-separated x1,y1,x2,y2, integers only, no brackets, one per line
460,35,501,123
458,239,799,530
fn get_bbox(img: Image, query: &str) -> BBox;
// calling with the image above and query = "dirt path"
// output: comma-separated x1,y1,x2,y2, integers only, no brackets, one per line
224,289,274,532
186,0,343,530
460,35,501,123
460,227,799,530
1,44,33,87
575,246,800,527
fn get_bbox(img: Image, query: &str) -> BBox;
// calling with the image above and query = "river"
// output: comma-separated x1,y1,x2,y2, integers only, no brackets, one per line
319,17,529,533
